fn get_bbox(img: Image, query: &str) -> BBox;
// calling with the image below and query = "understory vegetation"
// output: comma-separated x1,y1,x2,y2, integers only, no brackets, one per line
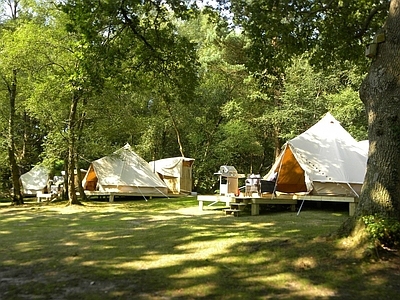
362,215,400,249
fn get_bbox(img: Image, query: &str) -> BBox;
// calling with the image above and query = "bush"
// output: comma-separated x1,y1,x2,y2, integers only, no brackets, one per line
362,214,400,248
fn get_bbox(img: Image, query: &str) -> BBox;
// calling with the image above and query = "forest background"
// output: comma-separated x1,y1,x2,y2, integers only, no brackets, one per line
0,0,377,202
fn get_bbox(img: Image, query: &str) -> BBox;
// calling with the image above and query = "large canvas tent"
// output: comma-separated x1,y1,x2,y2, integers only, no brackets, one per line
263,113,368,197
83,144,168,196
149,157,195,194
20,165,49,195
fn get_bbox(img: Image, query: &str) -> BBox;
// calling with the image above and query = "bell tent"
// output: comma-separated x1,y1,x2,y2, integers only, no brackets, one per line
83,144,168,196
149,157,195,194
20,165,49,195
263,113,368,197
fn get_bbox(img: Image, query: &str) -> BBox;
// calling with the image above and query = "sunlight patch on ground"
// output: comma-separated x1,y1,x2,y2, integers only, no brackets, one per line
174,239,237,256
139,282,217,299
2,259,17,266
74,231,117,239
15,241,42,252
169,265,217,278
249,222,276,228
62,256,80,264
115,240,238,271
218,255,268,265
164,206,222,216
249,272,337,298
120,216,137,221
331,213,344,217
167,283,217,298
1,214,36,222
284,229,301,234
63,241,79,246
116,254,183,270
293,256,317,270
81,260,97,266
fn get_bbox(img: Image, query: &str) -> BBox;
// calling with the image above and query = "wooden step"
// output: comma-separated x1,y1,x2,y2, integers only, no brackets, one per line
229,202,247,211
224,209,242,216
203,206,230,211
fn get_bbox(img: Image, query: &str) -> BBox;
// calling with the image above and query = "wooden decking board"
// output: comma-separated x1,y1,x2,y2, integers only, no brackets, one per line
84,191,184,202
198,193,358,216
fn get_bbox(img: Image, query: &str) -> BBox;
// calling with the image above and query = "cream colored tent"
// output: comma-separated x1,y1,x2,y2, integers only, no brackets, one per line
83,144,168,196
20,165,49,195
357,140,369,157
263,113,367,197
149,157,195,194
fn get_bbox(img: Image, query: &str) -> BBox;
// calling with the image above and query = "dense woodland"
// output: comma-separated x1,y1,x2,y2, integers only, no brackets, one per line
1,1,399,232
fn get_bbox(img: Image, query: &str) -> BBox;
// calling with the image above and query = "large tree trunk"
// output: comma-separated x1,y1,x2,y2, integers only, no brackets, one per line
76,112,87,201
67,92,80,205
8,69,23,205
164,97,185,157
356,0,400,223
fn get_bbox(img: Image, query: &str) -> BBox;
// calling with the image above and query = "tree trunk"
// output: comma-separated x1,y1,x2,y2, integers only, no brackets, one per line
67,92,80,205
76,112,87,201
356,0,400,223
8,69,23,205
273,125,281,159
165,98,185,157
62,155,69,200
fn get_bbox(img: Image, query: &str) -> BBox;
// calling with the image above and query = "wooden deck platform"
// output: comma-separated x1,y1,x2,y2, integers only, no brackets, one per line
197,193,358,216
84,191,176,202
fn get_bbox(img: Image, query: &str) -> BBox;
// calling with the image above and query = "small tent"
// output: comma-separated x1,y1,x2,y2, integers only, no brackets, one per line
61,169,87,189
20,165,49,195
149,157,195,194
83,144,168,196
263,113,368,197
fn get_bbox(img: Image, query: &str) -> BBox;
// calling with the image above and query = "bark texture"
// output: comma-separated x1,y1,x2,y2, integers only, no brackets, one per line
67,92,79,205
358,0,400,221
8,69,23,205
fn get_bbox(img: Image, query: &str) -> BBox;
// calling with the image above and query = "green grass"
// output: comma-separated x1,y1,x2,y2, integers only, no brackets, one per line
0,197,399,299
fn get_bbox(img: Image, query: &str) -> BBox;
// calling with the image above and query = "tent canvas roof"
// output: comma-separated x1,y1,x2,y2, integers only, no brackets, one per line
20,165,49,194
149,157,194,178
264,113,368,194
88,144,167,189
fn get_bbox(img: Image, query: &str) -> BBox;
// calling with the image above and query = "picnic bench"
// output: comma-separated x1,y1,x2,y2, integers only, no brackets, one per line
36,191,54,203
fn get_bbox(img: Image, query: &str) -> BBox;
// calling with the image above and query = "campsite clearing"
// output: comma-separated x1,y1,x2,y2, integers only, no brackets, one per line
1,197,399,300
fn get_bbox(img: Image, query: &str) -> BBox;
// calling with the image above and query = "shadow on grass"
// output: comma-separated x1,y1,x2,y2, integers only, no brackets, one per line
0,198,399,299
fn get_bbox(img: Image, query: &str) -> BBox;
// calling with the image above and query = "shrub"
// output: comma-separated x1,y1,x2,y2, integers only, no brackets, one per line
362,214,400,248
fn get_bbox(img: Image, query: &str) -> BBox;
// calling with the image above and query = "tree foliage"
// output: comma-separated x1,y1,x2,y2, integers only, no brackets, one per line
0,0,376,208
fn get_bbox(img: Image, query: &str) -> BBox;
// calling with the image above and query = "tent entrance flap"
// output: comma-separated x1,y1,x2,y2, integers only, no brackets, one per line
83,164,98,191
275,146,308,193
263,113,368,196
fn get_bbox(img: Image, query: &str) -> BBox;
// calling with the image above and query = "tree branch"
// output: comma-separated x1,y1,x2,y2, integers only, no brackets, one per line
119,2,155,52
354,3,389,39
300,0,336,17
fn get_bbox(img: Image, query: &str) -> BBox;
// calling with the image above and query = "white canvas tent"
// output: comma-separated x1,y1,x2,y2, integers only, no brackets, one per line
149,157,195,194
83,144,168,196
357,140,369,157
20,165,49,195
263,113,368,197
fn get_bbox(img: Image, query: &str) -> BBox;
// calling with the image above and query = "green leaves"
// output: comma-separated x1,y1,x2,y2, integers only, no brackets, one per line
362,214,400,248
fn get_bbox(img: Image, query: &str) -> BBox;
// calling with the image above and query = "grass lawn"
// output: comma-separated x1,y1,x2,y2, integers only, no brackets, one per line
1,196,399,299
